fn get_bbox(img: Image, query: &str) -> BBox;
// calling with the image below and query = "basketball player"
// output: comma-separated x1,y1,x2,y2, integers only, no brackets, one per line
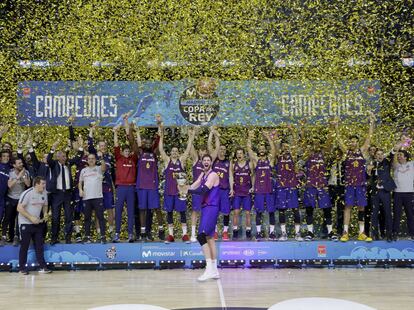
230,147,253,240
113,124,137,243
335,112,375,242
209,127,231,240
247,130,277,240
302,138,338,241
178,154,220,281
189,143,208,242
158,123,195,243
274,130,303,241
123,115,164,240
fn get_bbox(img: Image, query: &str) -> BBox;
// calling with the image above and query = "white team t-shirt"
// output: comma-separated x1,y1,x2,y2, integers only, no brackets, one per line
79,166,103,200
18,188,48,225
394,161,414,192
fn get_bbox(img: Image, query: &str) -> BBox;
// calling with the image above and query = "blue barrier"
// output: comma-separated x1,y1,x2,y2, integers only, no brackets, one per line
2,240,414,269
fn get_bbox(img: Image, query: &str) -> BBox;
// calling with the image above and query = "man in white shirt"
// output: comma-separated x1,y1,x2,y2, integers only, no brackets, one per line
79,154,107,243
392,149,414,240
17,176,52,275
2,158,31,246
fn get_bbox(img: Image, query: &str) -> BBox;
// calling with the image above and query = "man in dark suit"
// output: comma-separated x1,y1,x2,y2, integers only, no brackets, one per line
368,148,396,242
327,147,346,237
47,138,84,244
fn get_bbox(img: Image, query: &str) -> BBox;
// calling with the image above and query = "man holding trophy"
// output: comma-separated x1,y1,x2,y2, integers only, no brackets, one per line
178,154,221,281
158,120,195,243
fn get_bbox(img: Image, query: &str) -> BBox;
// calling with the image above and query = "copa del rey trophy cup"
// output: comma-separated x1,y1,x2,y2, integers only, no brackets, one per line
176,172,188,201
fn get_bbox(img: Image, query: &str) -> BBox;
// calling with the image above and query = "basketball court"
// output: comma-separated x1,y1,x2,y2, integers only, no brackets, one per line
1,267,413,309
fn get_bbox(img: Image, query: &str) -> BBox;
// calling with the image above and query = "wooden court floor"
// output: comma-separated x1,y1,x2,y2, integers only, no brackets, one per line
0,268,413,310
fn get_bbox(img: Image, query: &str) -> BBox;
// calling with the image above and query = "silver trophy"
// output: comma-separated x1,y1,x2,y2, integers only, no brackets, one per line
176,172,188,201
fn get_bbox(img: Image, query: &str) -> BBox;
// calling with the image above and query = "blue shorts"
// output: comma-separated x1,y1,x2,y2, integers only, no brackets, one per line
164,194,187,212
254,193,276,213
199,205,219,237
192,194,203,212
233,195,252,211
218,188,231,215
345,186,367,207
275,188,299,209
304,187,331,209
137,189,160,210
103,191,115,209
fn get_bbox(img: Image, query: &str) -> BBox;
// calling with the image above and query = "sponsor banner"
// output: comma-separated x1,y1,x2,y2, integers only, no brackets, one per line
17,79,380,127
140,243,204,260
3,241,412,267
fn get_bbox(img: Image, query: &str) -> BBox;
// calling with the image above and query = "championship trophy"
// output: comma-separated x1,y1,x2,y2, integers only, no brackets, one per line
176,172,188,201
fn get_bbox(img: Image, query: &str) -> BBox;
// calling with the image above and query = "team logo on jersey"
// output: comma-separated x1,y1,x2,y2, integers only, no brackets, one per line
179,77,220,125
106,246,117,260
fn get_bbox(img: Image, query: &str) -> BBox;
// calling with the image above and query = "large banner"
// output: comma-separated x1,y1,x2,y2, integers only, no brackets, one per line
17,79,380,127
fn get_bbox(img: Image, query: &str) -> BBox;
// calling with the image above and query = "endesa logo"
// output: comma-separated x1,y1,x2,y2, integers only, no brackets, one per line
242,249,255,256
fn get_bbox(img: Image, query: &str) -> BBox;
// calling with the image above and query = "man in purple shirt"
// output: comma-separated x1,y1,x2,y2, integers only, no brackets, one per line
335,112,375,242
302,139,338,241
247,130,277,240
209,127,231,241
230,148,254,240
178,154,220,281
190,143,208,242
158,123,195,243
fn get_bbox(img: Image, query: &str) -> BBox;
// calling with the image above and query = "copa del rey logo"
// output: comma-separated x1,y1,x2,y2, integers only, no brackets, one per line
179,77,220,125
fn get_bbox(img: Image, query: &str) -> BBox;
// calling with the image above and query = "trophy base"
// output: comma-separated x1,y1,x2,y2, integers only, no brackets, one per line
178,196,187,201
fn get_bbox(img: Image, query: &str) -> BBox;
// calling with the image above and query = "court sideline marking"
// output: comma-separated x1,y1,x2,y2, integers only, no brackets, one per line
216,279,227,310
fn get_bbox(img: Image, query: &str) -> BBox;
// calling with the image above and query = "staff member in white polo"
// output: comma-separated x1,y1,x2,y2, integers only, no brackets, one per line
391,145,414,240
79,153,107,243
17,176,52,275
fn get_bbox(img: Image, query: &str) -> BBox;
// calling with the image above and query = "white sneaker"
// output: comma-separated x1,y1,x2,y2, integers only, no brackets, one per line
38,268,52,274
295,233,304,242
278,232,288,241
197,269,216,282
211,268,220,279
190,235,197,243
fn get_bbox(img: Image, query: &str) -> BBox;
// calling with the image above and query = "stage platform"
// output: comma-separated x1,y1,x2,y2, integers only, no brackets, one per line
1,240,414,270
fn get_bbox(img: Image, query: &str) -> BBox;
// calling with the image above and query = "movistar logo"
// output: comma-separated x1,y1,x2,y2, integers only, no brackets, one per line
142,250,176,258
